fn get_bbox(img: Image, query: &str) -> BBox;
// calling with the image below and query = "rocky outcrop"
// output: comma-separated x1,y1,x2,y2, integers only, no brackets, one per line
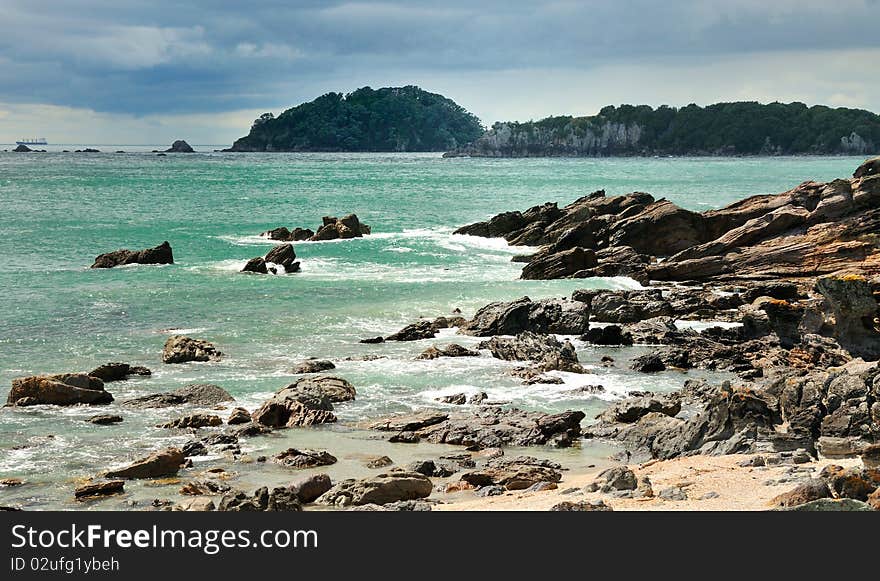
460,296,590,336
91,241,173,268
216,487,302,512
370,407,584,448
769,465,880,510
813,275,880,359
122,383,234,408
317,471,433,507
479,332,584,373
310,215,371,241
261,227,314,242
162,336,222,364
7,374,113,406
166,140,194,153
87,362,151,382
242,243,300,274
105,447,185,479
453,160,880,284
460,456,562,490
251,376,355,428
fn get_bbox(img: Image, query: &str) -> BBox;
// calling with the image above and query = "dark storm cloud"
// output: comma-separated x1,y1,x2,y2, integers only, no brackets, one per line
0,0,878,116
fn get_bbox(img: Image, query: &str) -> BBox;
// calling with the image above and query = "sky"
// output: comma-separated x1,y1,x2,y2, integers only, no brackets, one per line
1,0,879,145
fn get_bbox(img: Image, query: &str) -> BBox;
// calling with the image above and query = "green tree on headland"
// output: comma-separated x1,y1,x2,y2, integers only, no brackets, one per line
229,86,484,152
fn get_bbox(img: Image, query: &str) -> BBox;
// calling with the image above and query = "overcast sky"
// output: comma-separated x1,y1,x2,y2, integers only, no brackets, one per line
1,0,878,144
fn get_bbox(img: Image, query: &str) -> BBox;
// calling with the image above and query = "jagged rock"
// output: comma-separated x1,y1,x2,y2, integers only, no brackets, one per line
580,325,633,345
479,332,584,373
658,486,689,501
166,140,194,153
365,455,393,468
122,383,233,408
159,413,223,429
86,414,123,425
371,407,584,449
74,480,125,500
181,441,207,457
241,257,268,274
437,393,467,405
521,247,599,280
854,157,880,179
88,362,151,382
386,320,437,341
218,487,302,512
417,344,480,360
179,479,231,496
273,448,337,469
573,289,673,323
91,241,173,268
814,275,880,359
292,359,336,374
310,214,371,241
592,466,638,491
597,396,681,423
13,144,32,152
359,336,385,344
105,447,185,479
631,354,666,373
162,336,222,364
7,374,112,406
461,296,590,336
317,472,432,507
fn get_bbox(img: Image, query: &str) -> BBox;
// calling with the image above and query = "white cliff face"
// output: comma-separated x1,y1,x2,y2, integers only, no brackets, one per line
455,121,645,157
841,132,872,154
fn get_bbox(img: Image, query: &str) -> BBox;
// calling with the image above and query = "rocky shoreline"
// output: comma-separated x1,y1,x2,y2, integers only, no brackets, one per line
2,158,880,511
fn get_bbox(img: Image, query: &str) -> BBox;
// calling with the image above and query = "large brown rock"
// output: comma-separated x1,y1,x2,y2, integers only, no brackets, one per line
105,447,185,479
7,374,113,406
317,471,432,507
520,247,597,279
461,296,590,336
251,376,355,428
91,241,173,268
814,275,880,359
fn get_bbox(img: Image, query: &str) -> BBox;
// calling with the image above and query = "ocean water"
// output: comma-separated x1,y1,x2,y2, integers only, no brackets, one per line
0,150,865,509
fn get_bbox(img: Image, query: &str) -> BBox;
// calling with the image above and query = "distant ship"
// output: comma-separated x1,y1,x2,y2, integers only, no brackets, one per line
16,138,48,146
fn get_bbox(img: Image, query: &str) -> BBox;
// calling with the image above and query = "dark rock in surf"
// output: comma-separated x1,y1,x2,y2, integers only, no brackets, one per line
88,362,151,382
105,447,185,479
165,140,194,153
121,383,234,409
310,214,371,241
292,359,336,374
91,241,173,268
461,296,590,336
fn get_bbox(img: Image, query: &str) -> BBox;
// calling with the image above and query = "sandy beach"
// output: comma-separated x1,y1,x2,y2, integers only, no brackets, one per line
435,454,864,511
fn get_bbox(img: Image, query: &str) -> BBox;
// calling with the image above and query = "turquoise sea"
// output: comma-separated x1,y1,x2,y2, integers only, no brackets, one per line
0,150,865,509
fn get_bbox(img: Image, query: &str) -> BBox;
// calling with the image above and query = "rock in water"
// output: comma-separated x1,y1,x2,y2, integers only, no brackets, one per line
273,448,337,469
317,471,432,507
122,383,234,408
74,480,125,500
292,359,336,374
309,214,371,241
479,331,584,373
104,447,185,479
242,243,300,274
87,362,151,382
91,241,173,268
520,247,598,279
7,373,113,406
165,140,194,153
13,144,32,152
86,414,123,425
461,296,590,336
162,335,222,364
251,376,358,428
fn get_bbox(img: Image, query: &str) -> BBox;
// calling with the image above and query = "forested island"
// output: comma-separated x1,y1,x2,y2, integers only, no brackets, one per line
227,86,483,152
444,102,880,157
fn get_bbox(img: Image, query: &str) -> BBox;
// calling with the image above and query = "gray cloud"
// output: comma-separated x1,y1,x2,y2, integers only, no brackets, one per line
0,0,878,142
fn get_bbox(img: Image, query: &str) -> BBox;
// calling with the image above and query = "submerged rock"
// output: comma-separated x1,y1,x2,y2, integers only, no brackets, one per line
162,335,222,364
122,383,233,408
7,373,113,406
417,344,480,360
91,241,173,268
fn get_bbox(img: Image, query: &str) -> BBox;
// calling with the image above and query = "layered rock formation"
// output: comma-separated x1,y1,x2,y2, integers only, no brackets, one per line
454,158,880,284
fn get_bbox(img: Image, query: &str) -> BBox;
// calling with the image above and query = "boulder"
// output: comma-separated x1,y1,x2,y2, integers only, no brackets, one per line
461,296,590,336
218,487,302,512
550,500,613,511
580,325,633,345
853,157,880,179
162,336,222,364
292,359,336,374
573,289,673,323
317,472,433,507
289,473,333,503
461,457,562,490
597,396,681,423
479,332,584,373
13,144,32,152
243,243,300,274
165,140,194,153
7,374,112,406
91,241,173,268
631,354,666,373
251,376,354,428
814,275,880,359
591,466,638,491
227,407,251,425
386,320,437,341
273,448,337,469
87,362,151,382
417,344,480,360
105,447,185,479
